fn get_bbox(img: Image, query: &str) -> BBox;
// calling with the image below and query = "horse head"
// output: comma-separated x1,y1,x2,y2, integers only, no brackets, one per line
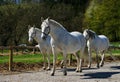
28,25,36,43
41,17,51,40
83,29,96,40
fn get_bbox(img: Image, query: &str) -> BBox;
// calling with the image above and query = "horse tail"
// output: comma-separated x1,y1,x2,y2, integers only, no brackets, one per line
105,37,116,61
107,50,116,61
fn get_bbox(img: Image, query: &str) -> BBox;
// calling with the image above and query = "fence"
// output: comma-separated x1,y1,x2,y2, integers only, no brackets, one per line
0,46,39,71
0,45,120,71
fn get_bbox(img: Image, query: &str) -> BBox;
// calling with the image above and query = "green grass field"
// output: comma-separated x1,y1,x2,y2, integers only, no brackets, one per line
0,42,119,64
0,50,119,64
110,42,120,46
0,53,64,64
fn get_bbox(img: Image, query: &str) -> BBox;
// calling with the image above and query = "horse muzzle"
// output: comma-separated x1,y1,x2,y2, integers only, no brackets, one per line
41,33,47,40
28,38,33,43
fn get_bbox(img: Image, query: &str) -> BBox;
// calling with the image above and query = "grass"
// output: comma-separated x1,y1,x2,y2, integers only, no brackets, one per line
0,49,9,53
0,54,43,64
0,41,119,64
0,53,64,64
0,55,9,64
110,42,120,46
111,49,120,54
0,50,119,64
13,54,43,63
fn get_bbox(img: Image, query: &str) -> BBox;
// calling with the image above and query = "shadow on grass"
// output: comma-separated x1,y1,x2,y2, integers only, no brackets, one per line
83,72,120,79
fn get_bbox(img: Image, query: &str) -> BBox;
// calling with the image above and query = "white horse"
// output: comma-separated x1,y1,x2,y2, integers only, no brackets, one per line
41,17,86,76
83,29,110,68
28,25,52,70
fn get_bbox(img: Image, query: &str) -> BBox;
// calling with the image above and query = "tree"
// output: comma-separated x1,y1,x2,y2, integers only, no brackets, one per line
0,1,88,46
84,0,120,41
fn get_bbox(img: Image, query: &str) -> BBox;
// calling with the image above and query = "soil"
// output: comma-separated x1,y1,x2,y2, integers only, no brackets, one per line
0,56,119,74
0,61,120,82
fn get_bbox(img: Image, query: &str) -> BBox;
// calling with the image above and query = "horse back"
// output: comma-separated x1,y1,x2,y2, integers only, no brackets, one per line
70,31,86,47
97,35,109,50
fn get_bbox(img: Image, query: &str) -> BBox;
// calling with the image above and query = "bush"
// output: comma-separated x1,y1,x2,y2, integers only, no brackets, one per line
0,3,84,46
84,0,120,41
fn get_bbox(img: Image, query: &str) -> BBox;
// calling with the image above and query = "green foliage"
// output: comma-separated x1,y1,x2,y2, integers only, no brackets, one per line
110,42,120,46
84,0,120,41
0,3,85,46
0,49,119,64
0,0,119,46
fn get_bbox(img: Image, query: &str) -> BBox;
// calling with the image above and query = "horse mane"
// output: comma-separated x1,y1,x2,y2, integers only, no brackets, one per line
87,29,96,39
49,19,67,31
34,27,42,33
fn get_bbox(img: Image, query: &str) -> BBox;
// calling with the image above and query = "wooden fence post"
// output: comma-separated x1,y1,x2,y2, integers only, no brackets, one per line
9,46,13,71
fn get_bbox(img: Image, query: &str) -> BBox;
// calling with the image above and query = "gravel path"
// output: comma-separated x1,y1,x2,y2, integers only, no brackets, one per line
0,62,120,82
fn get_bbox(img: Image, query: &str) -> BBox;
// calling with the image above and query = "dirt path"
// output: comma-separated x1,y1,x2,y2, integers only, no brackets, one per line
0,62,120,82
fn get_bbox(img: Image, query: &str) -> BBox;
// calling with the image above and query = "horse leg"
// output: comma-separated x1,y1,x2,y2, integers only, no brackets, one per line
88,48,92,68
61,54,69,68
100,51,105,67
79,58,82,72
68,54,73,66
40,51,46,70
74,53,80,72
46,52,51,70
60,60,64,68
79,49,84,72
62,51,67,76
96,51,99,68
108,50,116,61
51,46,57,76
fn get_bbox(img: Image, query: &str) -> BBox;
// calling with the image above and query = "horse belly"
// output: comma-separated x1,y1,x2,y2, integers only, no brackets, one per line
65,35,84,53
66,48,80,54
96,41,109,52
65,43,81,54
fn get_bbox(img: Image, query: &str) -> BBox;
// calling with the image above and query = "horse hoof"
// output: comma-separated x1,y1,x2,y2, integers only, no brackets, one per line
61,65,63,68
80,69,82,72
100,63,104,67
88,65,91,69
46,68,51,71
63,72,67,76
97,65,100,68
43,67,46,70
100,64,103,67
75,69,79,72
51,72,54,76
46,67,51,71
75,69,82,72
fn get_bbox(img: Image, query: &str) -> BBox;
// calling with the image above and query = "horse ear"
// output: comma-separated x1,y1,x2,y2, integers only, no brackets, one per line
41,17,44,22
28,25,31,29
86,29,89,33
87,28,90,31
47,17,50,21
33,25,35,28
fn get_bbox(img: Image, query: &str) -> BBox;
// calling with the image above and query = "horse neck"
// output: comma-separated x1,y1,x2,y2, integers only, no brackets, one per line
34,30,42,43
49,24,68,40
88,35,98,42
